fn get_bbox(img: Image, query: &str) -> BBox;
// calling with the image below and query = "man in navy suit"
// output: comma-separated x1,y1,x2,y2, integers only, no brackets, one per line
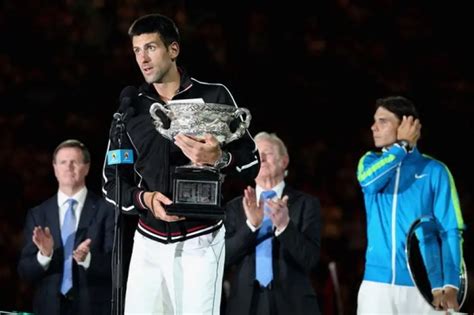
18,139,115,315
224,132,322,315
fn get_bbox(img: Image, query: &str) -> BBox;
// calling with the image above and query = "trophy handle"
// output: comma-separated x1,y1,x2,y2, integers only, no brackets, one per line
227,107,252,144
149,102,173,139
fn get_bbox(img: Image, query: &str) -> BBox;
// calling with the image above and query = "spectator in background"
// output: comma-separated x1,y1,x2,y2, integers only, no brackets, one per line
356,96,465,313
224,131,321,315
18,139,115,315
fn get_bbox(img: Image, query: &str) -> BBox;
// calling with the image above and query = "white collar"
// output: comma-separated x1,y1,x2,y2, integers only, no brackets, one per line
256,181,285,202
57,187,88,207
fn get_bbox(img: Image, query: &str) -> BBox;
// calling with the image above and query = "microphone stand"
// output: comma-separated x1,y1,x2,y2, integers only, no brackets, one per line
111,118,126,315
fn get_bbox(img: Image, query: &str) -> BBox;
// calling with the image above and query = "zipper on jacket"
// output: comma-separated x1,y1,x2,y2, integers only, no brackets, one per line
166,221,171,243
391,162,402,284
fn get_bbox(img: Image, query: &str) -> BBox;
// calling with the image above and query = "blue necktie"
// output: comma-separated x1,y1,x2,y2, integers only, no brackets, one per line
255,190,277,287
60,198,77,295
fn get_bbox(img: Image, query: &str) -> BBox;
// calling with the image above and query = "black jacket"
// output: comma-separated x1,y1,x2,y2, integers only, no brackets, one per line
224,185,321,315
18,191,114,315
102,70,260,243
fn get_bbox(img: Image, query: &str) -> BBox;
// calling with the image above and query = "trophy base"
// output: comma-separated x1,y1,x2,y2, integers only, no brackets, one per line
165,204,225,220
165,166,225,220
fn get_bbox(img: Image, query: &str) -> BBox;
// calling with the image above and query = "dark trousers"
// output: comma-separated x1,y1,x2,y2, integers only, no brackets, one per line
59,292,75,315
250,281,277,315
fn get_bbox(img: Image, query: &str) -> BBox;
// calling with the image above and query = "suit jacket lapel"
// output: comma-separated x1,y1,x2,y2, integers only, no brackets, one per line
45,196,62,249
76,193,96,246
283,186,296,211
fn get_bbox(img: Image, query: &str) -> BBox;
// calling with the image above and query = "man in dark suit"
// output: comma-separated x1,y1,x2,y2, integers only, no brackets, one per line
18,139,115,315
224,132,322,315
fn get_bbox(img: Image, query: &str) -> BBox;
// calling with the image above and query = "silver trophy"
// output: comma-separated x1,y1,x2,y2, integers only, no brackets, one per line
149,101,252,219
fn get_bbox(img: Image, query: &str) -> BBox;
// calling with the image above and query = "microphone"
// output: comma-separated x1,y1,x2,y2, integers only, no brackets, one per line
107,148,134,165
113,86,138,122
108,86,138,164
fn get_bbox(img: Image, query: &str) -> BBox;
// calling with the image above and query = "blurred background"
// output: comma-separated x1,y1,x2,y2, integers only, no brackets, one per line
0,0,472,314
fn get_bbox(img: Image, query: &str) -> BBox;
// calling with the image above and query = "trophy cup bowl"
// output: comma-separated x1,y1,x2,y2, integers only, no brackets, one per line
149,101,251,145
149,101,252,219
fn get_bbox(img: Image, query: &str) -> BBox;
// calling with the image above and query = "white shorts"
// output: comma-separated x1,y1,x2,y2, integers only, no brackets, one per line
357,280,446,315
124,227,225,315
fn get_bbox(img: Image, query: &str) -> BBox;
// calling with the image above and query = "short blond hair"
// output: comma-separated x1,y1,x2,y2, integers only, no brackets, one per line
254,132,288,158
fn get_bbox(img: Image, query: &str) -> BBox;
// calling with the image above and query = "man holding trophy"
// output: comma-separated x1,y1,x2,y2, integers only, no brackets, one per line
102,13,260,315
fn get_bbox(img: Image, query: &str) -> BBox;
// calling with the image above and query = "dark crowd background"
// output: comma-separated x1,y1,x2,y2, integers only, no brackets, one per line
1,0,473,314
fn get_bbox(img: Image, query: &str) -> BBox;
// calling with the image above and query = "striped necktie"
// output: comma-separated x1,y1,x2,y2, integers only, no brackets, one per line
60,198,77,295
255,190,277,287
